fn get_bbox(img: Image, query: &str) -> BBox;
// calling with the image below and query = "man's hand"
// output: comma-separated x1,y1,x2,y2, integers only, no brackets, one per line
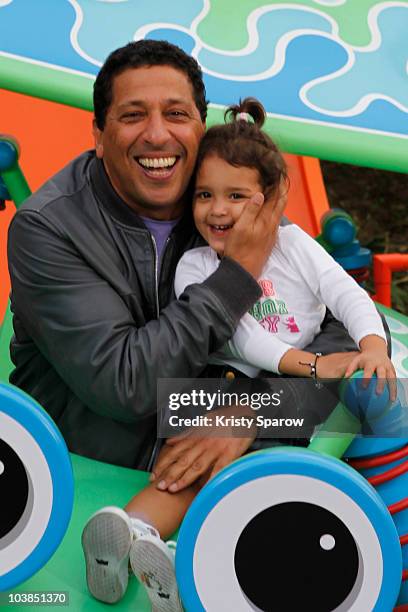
224,186,287,279
151,406,257,492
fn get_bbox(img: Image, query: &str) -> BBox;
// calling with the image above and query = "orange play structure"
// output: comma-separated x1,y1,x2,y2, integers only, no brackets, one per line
0,88,331,323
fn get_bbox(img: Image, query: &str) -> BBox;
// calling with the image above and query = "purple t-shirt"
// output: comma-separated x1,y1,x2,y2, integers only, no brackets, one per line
140,216,180,272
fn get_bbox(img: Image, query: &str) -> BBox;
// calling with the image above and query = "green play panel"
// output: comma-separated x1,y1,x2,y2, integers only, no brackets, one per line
6,454,153,611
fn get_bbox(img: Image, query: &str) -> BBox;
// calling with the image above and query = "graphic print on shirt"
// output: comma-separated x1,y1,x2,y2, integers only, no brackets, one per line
249,278,300,335
258,279,274,297
260,315,280,333
284,316,300,333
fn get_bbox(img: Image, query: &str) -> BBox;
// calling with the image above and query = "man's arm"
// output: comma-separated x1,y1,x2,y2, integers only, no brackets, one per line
8,185,284,432
8,210,260,422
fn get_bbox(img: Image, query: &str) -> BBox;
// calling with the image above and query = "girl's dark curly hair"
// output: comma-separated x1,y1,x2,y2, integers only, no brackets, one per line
196,97,288,196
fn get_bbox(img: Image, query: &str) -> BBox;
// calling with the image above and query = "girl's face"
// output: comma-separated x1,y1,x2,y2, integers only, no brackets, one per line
193,155,263,256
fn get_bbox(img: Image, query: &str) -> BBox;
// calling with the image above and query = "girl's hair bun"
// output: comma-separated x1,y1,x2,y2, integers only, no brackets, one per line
225,97,266,128
196,95,287,197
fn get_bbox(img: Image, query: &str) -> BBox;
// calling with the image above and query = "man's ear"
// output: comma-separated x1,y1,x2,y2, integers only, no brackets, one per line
93,119,104,159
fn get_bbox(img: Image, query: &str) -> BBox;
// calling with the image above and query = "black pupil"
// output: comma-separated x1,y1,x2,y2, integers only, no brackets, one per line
234,502,359,611
0,439,29,540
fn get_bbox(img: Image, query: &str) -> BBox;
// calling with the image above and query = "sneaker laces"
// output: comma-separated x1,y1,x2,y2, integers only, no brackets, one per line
166,540,177,554
129,517,160,540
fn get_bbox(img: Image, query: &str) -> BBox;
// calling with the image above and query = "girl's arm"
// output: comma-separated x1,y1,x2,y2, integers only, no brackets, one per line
278,347,359,378
227,311,309,374
175,248,299,374
284,226,395,394
287,226,387,346
175,247,361,377
230,315,361,378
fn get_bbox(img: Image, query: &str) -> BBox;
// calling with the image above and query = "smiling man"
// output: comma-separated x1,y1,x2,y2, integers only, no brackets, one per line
7,40,284,470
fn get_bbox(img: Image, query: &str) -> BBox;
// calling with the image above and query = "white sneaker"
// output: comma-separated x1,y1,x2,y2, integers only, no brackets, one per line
82,506,158,603
130,535,183,612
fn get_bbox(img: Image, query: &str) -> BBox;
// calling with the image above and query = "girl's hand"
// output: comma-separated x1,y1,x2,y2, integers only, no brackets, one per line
315,352,360,379
344,335,396,400
344,350,397,401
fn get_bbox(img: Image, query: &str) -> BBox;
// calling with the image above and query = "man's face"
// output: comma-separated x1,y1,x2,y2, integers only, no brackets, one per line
94,65,205,220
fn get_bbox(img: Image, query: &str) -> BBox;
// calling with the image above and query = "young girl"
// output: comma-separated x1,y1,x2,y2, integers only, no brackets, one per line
175,98,395,384
82,98,395,611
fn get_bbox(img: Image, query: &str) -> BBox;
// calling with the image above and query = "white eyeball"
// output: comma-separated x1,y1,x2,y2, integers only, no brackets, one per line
176,448,402,611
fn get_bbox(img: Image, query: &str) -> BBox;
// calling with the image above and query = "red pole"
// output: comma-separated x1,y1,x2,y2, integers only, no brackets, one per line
373,254,408,307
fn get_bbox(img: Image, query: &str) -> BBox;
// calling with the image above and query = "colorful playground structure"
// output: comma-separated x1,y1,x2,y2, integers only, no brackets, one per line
1,1,408,610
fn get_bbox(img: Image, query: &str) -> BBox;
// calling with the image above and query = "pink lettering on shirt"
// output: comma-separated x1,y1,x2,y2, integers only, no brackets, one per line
260,315,280,333
259,279,275,297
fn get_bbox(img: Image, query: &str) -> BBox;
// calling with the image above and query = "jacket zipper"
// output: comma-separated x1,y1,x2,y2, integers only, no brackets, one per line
150,234,160,318
147,234,171,471
150,234,171,317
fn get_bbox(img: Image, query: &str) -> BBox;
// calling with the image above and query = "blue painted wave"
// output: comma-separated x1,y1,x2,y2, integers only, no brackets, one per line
152,28,408,136
0,0,407,137
306,6,408,116
0,0,95,74
198,8,332,77
75,0,204,66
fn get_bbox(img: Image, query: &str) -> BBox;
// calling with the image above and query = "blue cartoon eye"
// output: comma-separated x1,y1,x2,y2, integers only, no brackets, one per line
0,383,74,591
176,448,402,611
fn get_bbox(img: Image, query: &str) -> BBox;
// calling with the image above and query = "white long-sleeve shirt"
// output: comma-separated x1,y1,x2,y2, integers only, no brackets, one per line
175,224,386,377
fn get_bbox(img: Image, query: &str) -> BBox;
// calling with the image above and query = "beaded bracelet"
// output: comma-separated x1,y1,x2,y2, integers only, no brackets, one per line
299,352,322,379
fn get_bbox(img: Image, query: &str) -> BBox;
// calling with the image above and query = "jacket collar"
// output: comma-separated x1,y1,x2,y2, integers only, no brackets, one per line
89,154,196,238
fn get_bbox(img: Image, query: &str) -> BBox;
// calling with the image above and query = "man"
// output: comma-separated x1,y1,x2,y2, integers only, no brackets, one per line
7,40,359,478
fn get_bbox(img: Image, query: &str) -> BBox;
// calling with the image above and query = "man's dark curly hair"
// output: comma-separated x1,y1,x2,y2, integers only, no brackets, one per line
93,39,208,129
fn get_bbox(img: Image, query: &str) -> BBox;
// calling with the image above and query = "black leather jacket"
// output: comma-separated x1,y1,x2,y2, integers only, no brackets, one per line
7,152,261,468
